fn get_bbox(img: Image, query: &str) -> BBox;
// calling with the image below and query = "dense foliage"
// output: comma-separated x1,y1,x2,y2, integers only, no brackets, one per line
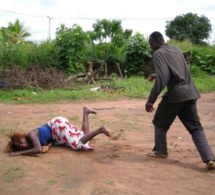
0,41,56,69
89,19,133,76
0,17,215,79
165,13,212,45
54,24,90,74
124,33,151,76
191,48,215,74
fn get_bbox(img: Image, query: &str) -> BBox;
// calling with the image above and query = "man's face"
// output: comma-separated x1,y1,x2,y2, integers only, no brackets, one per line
149,37,161,53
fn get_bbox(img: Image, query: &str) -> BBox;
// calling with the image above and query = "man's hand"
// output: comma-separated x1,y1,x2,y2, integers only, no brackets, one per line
145,101,154,112
147,74,156,82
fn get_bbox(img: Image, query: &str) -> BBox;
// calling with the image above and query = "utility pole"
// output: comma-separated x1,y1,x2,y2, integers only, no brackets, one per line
47,16,51,41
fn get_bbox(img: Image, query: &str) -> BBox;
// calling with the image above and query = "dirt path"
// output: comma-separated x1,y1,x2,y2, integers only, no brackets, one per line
0,93,215,195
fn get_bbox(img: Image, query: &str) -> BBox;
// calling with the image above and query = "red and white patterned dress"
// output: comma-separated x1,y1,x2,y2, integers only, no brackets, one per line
47,117,92,150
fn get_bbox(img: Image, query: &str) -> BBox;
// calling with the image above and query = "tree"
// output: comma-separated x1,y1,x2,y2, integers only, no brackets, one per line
124,33,151,76
92,19,132,46
2,19,31,44
55,24,91,74
165,13,212,45
89,19,132,76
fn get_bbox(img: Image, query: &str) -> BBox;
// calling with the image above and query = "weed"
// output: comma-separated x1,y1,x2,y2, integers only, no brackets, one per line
70,115,79,121
4,166,24,183
4,166,21,174
0,128,6,134
105,180,114,185
171,135,180,139
5,172,24,183
58,172,67,177
48,179,57,185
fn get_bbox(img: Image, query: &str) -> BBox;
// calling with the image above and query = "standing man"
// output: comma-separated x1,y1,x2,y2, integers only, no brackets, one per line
145,31,215,170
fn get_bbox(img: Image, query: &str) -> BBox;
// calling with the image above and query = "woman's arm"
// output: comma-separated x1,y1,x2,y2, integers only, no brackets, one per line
9,129,42,156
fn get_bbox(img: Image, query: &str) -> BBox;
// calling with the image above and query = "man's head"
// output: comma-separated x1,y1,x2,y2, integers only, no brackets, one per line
149,31,165,53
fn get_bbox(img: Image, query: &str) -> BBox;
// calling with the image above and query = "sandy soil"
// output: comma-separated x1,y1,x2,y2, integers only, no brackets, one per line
0,92,215,195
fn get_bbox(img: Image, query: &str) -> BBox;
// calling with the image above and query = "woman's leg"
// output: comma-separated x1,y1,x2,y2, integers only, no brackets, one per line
81,107,96,134
80,125,110,144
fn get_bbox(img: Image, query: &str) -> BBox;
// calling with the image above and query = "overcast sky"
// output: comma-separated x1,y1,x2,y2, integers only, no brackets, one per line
1,0,215,44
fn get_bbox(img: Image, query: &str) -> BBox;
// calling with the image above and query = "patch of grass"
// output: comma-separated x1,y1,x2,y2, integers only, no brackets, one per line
114,113,128,120
59,189,67,193
69,115,80,121
171,135,181,139
119,134,127,140
0,128,6,134
99,119,109,125
4,166,24,183
168,39,195,51
5,173,24,183
4,166,21,174
58,172,67,177
210,144,215,148
125,123,138,131
105,180,114,185
104,142,112,145
48,179,57,185
193,75,215,93
0,76,214,104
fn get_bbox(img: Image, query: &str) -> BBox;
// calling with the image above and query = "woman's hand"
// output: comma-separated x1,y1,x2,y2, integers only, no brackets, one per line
9,152,21,157
41,143,52,153
41,146,49,153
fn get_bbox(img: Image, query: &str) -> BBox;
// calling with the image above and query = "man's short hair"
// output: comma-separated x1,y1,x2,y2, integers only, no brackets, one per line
149,31,164,43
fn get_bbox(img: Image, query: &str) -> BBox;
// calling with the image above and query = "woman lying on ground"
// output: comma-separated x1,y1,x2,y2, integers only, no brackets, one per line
5,106,110,156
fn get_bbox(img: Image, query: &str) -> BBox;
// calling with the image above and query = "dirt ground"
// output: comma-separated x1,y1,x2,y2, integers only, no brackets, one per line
0,92,215,195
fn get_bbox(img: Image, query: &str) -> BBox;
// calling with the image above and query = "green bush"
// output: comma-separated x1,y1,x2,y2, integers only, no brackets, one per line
168,39,215,75
0,41,56,69
191,47,215,74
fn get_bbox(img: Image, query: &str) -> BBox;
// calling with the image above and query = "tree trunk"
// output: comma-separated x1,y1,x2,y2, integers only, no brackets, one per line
87,61,94,73
104,62,108,77
116,63,123,78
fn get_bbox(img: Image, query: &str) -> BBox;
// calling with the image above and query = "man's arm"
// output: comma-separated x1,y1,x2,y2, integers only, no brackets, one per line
148,53,170,104
145,52,170,112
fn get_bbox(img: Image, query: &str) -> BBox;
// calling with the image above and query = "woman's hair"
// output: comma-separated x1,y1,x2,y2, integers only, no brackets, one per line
5,132,27,153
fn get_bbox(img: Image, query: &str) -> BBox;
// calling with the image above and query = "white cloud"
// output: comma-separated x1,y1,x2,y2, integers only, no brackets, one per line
0,0,215,43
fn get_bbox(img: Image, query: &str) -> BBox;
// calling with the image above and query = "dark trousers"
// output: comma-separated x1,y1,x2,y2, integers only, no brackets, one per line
152,96,214,163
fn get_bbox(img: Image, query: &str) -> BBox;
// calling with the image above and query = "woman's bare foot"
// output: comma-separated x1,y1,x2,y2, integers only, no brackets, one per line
83,106,97,115
99,125,110,137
